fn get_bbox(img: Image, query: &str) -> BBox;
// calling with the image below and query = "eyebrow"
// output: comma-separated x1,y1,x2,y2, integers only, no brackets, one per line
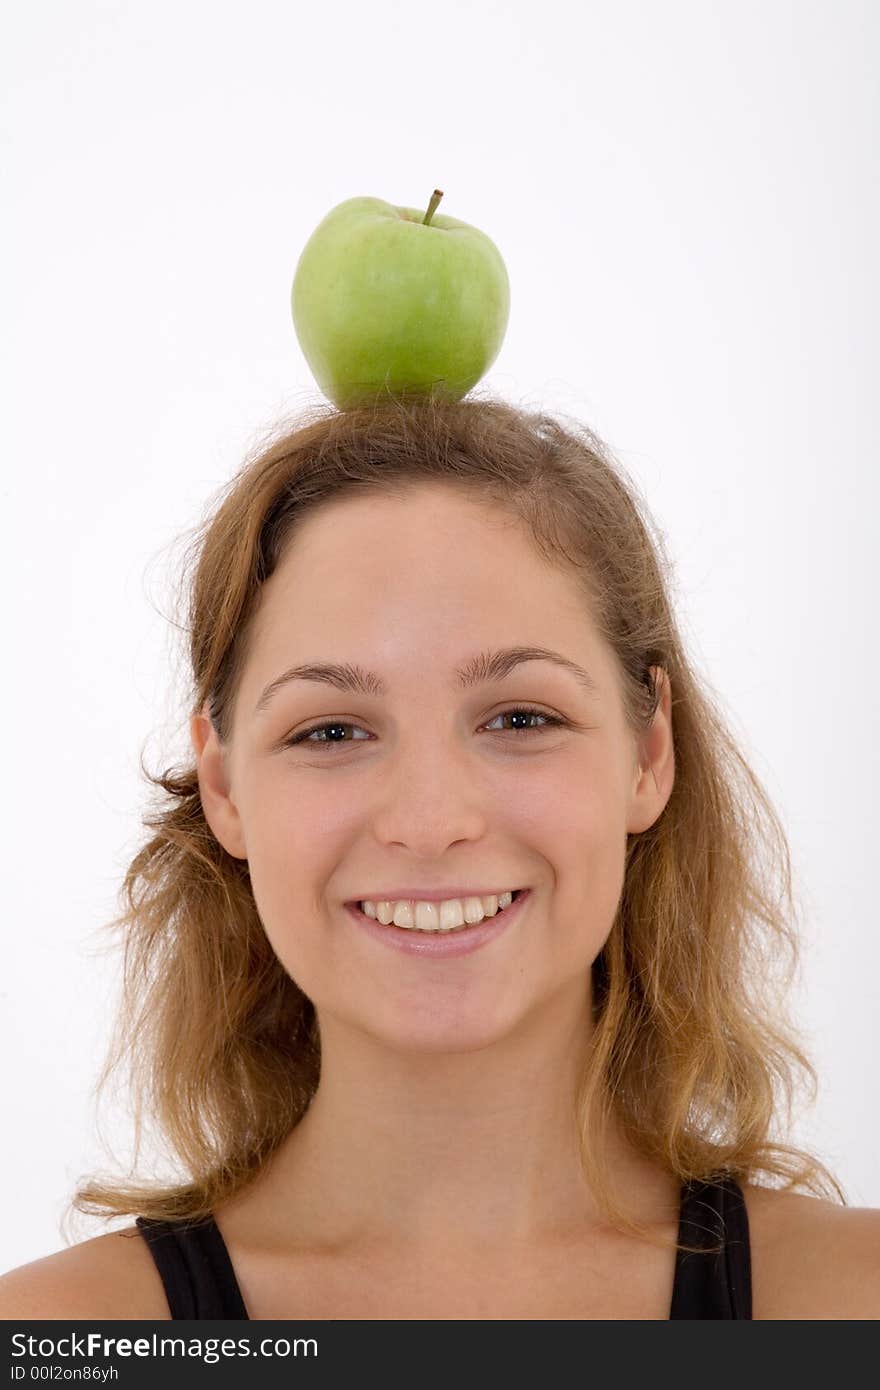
254,645,601,716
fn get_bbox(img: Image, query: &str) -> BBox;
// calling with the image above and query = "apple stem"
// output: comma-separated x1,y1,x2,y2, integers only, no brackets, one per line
422,189,444,226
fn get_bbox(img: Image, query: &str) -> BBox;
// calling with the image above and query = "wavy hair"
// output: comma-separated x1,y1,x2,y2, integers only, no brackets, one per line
68,389,846,1255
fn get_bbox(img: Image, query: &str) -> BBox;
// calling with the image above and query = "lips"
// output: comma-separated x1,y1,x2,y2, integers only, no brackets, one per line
344,888,530,958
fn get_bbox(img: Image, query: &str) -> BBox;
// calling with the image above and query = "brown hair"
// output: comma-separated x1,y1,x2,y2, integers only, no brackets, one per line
67,388,845,1255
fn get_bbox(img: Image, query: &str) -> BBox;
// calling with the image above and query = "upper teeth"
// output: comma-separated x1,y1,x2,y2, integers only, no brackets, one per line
360,890,516,932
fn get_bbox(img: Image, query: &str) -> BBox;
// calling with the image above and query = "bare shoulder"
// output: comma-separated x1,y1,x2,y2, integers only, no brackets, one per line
0,1225,171,1320
743,1182,880,1319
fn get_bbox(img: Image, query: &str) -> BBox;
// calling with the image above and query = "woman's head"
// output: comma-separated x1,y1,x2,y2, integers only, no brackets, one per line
190,476,675,1058
70,390,844,1245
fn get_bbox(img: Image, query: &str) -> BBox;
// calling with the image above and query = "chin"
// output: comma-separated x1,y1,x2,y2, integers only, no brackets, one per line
356,1003,528,1058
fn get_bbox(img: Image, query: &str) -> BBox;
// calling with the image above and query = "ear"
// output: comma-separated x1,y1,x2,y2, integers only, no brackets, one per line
626,666,675,835
190,706,249,861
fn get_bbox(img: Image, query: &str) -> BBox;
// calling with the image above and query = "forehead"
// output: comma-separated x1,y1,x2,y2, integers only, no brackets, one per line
264,486,579,605
245,486,608,687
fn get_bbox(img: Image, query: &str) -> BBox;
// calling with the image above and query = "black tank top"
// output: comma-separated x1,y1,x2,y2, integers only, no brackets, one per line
135,1175,752,1319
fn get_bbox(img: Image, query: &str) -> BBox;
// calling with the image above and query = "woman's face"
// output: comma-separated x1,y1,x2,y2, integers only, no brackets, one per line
192,484,674,1054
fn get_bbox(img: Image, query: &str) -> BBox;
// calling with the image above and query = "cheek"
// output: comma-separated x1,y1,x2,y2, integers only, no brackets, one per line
237,800,340,985
240,771,344,885
541,790,629,963
529,756,626,855
247,869,350,1011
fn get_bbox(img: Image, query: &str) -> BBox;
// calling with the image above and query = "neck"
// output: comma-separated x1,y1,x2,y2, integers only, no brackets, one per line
237,984,674,1254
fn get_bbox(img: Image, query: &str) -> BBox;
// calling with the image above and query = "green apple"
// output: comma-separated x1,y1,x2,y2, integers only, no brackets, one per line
291,190,510,410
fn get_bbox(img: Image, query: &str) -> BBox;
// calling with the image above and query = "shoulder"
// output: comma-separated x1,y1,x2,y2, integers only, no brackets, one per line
743,1182,880,1319
0,1225,171,1320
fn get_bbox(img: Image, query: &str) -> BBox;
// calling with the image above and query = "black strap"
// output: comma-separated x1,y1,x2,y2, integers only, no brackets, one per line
669,1175,752,1319
135,1215,249,1319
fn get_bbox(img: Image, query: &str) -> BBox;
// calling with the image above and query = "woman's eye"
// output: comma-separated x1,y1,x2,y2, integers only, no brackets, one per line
286,721,370,749
284,707,566,751
484,709,564,736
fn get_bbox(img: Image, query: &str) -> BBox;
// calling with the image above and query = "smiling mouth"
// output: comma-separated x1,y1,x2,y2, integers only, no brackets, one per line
354,889,525,934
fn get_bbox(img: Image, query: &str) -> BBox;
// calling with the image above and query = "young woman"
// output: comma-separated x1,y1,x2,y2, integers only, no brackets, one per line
3,394,878,1319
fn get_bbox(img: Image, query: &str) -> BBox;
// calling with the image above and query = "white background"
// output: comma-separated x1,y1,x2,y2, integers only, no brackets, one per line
2,0,877,1272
